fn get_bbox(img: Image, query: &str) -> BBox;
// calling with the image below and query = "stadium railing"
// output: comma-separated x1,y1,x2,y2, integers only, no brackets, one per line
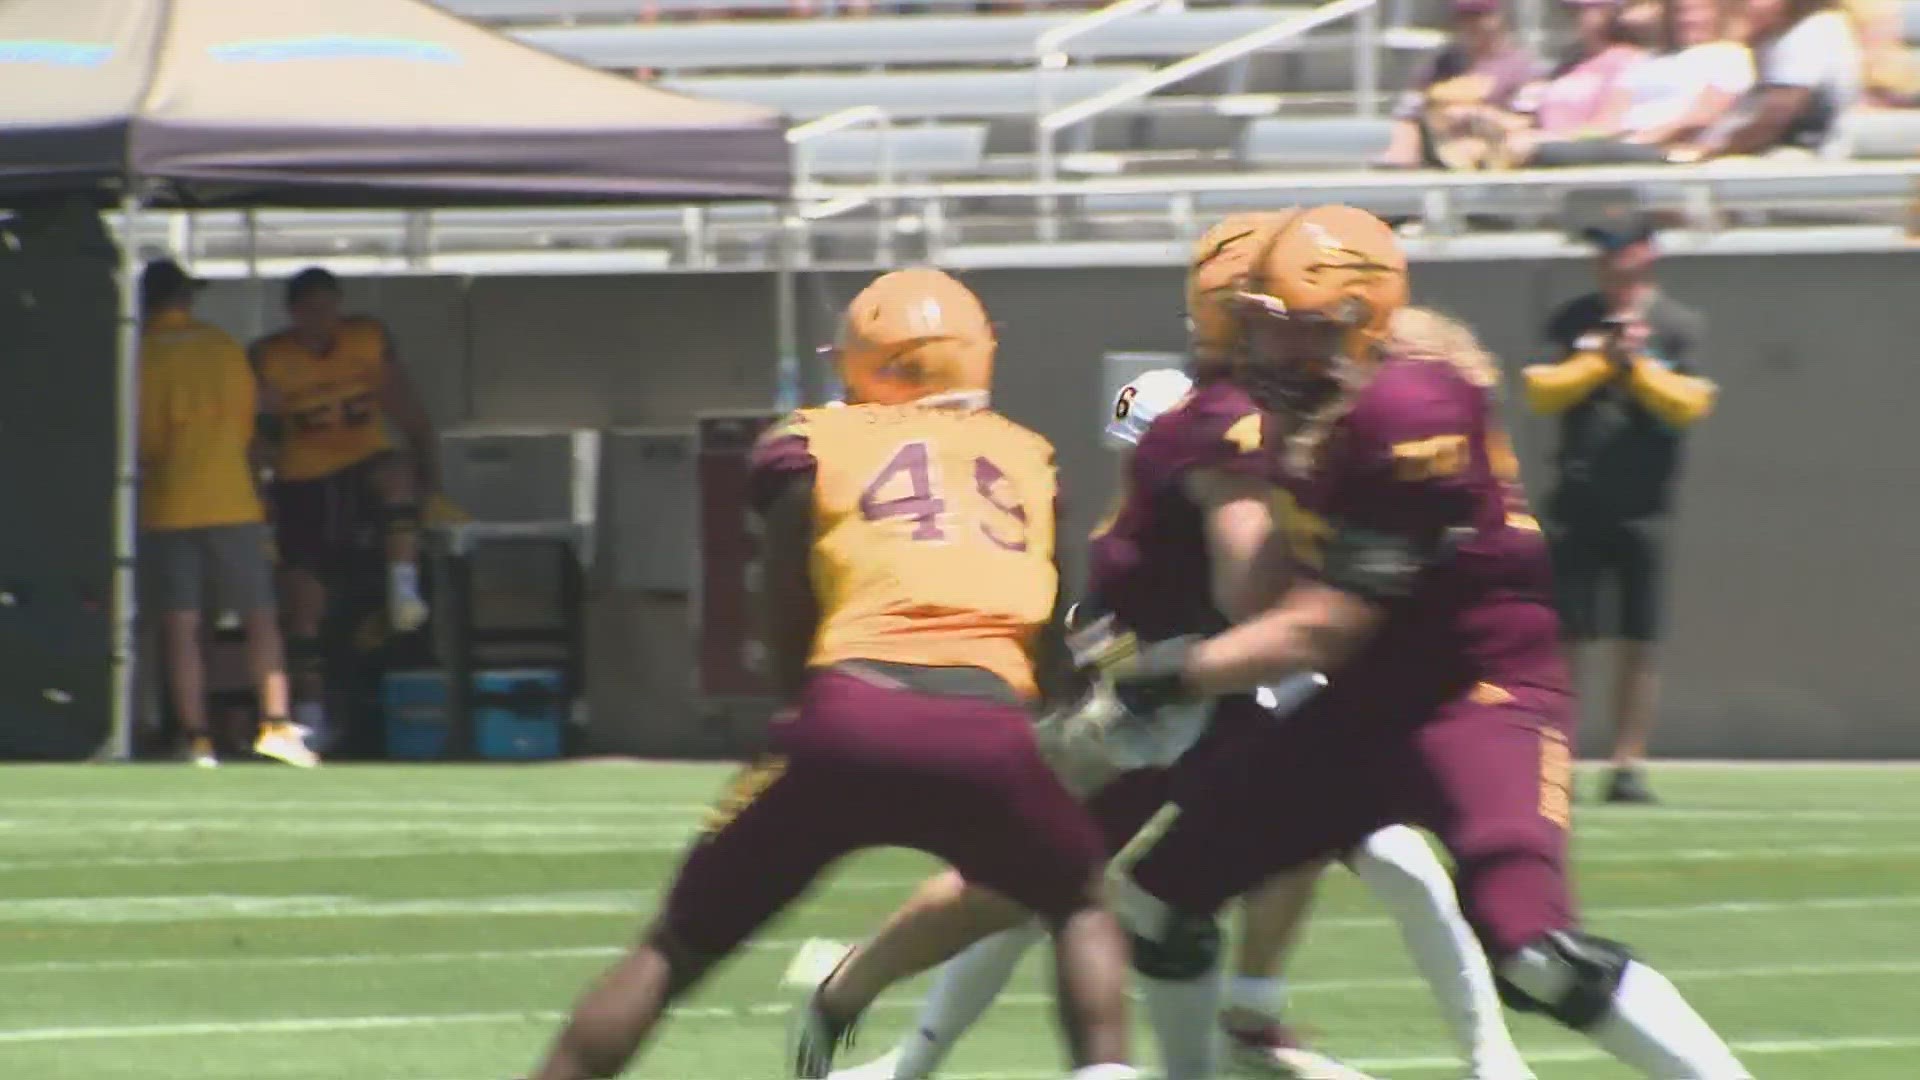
125,158,1920,277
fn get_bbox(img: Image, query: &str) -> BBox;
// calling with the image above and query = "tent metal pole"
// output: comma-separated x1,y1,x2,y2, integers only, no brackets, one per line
107,189,145,762
774,203,801,410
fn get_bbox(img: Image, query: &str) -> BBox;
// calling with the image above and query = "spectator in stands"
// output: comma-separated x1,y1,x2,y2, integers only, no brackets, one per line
1528,0,1657,137
1522,221,1716,804
1617,0,1757,140
1675,0,1863,158
136,259,313,769
1377,0,1544,169
1841,0,1920,105
1525,0,1756,162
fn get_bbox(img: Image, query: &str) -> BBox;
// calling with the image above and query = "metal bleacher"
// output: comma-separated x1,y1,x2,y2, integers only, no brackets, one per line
659,67,1153,122
518,8,1362,70
136,0,1920,276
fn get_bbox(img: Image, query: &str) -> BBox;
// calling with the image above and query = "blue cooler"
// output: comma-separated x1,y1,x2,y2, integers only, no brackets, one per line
381,668,566,761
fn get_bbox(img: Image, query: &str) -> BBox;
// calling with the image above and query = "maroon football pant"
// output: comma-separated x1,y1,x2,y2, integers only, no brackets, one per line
658,668,1109,959
1129,686,1577,959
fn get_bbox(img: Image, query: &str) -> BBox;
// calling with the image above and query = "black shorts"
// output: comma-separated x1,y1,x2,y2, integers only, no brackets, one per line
1548,516,1668,642
271,454,392,573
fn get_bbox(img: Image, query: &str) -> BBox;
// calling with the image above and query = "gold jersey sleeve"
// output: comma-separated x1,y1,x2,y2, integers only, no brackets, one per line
254,317,393,481
802,404,1060,700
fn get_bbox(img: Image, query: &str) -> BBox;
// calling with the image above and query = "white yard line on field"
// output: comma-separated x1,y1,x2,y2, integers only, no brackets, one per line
9,943,1920,997
6,834,1920,877
4,888,1919,927
3,1006,1919,1077
0,798,716,815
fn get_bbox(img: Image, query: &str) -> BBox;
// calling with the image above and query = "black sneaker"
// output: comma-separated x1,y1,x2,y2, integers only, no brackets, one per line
1604,766,1657,804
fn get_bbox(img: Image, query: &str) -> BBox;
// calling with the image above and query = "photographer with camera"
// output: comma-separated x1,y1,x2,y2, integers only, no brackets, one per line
1524,221,1717,804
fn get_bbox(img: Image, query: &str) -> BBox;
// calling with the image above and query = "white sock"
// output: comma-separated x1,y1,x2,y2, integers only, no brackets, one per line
1349,826,1529,1075
1110,874,1221,1079
1223,974,1286,1018
389,561,421,602
892,922,1046,1079
1068,1066,1142,1080
1141,966,1223,1080
1590,961,1751,1078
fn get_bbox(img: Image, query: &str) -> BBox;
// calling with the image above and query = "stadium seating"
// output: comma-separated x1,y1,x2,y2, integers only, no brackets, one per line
1844,108,1920,159
416,1,1920,244
442,0,979,21
794,124,991,179
1235,114,1394,166
663,67,1153,121
513,9,1324,71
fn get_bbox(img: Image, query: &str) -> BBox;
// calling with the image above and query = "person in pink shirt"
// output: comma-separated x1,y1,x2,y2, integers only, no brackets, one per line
1528,0,1657,137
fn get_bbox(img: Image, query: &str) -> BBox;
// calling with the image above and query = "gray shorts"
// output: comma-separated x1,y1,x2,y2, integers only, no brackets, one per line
140,523,277,616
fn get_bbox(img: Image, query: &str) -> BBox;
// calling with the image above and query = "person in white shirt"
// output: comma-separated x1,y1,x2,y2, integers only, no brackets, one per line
1684,0,1863,158
1616,0,1756,145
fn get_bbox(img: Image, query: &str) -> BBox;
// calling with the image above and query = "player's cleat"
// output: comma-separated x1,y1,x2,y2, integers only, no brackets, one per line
184,735,219,768
1224,1019,1377,1080
1603,766,1657,805
254,719,320,768
786,939,864,1079
826,1048,903,1080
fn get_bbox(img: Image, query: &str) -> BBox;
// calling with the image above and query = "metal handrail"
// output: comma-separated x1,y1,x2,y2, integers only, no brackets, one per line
129,159,1920,274
787,105,897,263
1042,0,1379,139
806,157,1920,200
1031,0,1172,238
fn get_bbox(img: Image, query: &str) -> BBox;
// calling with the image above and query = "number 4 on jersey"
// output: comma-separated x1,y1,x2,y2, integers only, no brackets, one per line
860,441,1029,551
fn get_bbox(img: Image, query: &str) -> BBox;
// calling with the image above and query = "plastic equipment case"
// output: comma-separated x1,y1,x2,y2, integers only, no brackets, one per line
382,667,566,761
410,520,589,760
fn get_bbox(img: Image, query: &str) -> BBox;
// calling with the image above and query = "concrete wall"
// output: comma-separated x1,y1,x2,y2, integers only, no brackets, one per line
197,250,1920,758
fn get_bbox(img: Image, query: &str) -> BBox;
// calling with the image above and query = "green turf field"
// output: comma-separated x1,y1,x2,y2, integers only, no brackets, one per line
2,763,1917,1080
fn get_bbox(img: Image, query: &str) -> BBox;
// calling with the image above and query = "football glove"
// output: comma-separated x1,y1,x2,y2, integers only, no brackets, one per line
1066,611,1197,712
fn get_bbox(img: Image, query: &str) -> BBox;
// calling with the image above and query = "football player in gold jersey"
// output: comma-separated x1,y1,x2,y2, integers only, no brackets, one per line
522,270,1136,1080
251,267,438,749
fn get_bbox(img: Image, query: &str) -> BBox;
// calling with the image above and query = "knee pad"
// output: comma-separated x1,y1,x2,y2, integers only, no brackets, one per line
1495,929,1631,1031
1110,873,1221,982
1128,910,1221,982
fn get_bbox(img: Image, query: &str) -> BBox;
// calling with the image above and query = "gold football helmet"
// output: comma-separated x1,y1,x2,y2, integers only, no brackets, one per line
1185,210,1299,362
1234,204,1409,412
836,268,995,406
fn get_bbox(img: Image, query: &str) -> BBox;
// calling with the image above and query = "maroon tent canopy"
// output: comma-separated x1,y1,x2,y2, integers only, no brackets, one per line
0,0,790,206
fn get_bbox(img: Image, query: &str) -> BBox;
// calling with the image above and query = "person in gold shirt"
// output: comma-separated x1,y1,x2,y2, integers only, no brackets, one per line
251,267,440,750
137,260,311,768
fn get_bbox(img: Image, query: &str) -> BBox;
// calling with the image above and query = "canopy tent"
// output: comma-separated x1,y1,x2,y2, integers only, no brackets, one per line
0,0,788,204
0,0,792,758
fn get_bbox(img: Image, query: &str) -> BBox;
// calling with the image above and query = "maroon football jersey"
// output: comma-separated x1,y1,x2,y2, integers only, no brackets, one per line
1279,357,1571,717
1086,377,1282,641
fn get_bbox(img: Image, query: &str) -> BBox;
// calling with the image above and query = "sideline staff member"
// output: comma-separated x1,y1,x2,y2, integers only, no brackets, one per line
137,259,312,768
1523,222,1716,804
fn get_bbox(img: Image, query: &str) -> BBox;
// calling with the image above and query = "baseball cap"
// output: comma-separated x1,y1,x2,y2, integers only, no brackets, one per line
139,258,201,308
1581,219,1658,253
285,265,342,303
